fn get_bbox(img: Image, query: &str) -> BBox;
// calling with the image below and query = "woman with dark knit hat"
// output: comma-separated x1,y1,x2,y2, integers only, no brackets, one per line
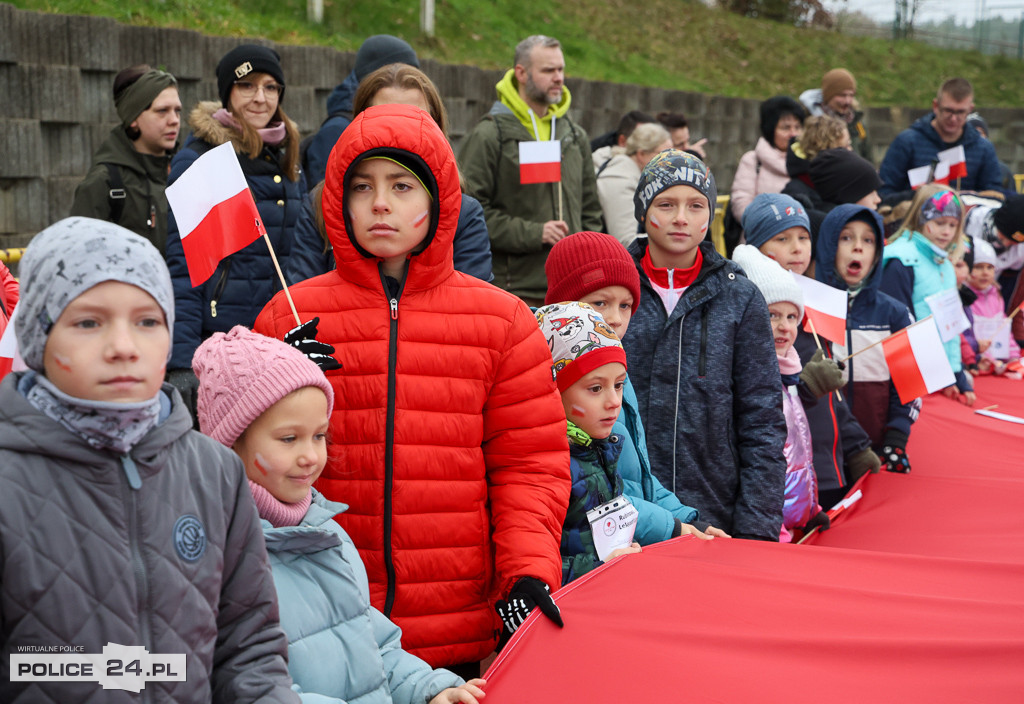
164,44,307,418
730,96,806,221
71,64,181,251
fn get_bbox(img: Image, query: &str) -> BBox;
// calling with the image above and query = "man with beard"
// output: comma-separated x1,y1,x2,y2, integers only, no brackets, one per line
799,68,872,163
459,35,602,306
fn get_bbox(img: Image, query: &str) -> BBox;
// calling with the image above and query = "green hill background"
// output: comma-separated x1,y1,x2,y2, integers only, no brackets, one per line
12,0,1024,107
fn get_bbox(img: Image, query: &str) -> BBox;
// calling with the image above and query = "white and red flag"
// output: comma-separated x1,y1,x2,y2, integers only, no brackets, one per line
165,142,265,286
792,273,847,345
0,307,25,379
907,145,967,189
519,140,562,184
882,317,955,403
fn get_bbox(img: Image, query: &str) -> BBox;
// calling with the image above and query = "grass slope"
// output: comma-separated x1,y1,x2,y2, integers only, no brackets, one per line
12,0,1024,106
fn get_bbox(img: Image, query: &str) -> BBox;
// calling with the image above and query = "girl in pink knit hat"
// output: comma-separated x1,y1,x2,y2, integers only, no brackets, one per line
193,325,486,704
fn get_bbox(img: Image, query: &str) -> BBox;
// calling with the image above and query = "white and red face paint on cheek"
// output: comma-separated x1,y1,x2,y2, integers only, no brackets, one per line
570,404,587,418
253,452,272,477
52,354,73,373
411,210,429,229
649,216,661,230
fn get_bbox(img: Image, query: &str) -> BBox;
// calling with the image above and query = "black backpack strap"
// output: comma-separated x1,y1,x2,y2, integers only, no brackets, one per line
595,156,614,178
104,163,126,224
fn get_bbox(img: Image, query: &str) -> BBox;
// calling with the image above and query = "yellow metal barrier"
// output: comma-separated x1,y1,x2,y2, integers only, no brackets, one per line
711,195,730,257
1015,174,1024,194
0,249,25,265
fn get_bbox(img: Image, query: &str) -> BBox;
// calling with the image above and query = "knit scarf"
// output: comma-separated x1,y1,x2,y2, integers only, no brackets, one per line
213,108,287,146
777,345,803,375
21,371,160,455
247,479,310,528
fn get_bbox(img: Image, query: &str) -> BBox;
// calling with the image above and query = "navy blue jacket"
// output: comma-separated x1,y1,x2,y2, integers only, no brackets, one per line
623,239,786,540
303,71,358,188
793,330,872,494
166,103,306,370
286,193,494,284
815,205,917,448
878,113,1005,199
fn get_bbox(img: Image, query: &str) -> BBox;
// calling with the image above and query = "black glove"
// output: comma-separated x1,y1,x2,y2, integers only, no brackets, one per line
800,349,845,398
880,429,911,473
800,510,831,534
166,368,200,428
494,577,563,649
283,317,341,372
846,447,881,483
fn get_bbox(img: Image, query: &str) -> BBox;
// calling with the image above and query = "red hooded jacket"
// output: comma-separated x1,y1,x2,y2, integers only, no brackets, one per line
255,104,569,667
0,262,19,380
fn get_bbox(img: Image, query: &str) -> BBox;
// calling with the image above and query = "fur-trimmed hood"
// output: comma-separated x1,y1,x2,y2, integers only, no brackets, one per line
187,100,298,154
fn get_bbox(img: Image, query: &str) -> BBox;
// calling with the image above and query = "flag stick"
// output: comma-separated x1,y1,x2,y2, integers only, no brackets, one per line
262,231,301,327
837,315,934,364
805,315,842,401
979,302,1023,345
557,181,563,223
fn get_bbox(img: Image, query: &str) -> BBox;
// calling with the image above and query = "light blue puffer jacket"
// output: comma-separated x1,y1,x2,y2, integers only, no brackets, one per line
613,376,701,543
263,492,463,704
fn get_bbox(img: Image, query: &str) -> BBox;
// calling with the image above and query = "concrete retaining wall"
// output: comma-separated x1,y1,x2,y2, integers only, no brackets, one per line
2,3,1023,248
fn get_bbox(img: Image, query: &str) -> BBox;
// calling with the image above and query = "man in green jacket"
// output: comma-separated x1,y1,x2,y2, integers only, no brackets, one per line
458,35,603,305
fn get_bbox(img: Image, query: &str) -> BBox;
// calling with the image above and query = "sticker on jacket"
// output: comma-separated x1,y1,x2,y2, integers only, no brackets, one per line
173,514,207,562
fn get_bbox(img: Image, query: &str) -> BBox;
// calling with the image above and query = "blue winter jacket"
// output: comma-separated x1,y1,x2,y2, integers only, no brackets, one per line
878,113,1005,199
614,376,701,542
303,71,359,188
623,239,786,540
286,193,494,284
265,491,463,704
165,102,305,370
815,204,917,448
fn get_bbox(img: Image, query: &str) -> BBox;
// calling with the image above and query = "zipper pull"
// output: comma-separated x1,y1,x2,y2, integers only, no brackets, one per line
210,300,218,318
147,204,156,229
389,298,398,320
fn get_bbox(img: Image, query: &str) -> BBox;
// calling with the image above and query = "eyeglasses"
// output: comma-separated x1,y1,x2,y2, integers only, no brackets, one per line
936,106,969,119
233,80,282,98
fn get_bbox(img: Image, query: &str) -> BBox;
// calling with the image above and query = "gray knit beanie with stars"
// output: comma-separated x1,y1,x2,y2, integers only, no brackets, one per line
16,217,175,371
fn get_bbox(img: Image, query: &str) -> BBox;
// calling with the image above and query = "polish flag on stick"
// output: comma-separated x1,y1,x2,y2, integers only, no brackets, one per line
0,307,26,379
166,142,299,325
907,146,967,189
882,316,955,404
519,141,562,184
792,273,847,346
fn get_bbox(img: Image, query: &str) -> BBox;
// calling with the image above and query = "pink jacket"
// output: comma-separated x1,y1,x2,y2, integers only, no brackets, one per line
968,283,1021,360
781,384,818,542
730,137,791,221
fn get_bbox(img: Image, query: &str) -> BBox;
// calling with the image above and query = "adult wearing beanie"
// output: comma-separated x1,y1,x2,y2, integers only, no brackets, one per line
304,35,420,186
71,65,181,250
783,147,881,239
730,96,806,222
799,67,872,161
165,43,307,422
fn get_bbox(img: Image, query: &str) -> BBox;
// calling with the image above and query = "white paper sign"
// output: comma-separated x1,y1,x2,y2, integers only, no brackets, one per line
924,289,970,343
586,495,637,561
973,315,1012,360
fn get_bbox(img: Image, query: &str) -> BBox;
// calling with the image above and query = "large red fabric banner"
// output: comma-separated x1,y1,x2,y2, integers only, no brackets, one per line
483,376,1024,701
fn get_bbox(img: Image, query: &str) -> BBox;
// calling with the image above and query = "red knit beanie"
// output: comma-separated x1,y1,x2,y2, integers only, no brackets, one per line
544,231,641,312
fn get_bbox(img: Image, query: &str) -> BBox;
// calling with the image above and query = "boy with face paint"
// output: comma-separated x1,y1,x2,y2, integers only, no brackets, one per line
535,301,728,584
0,217,296,702
623,150,787,542
255,104,570,672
